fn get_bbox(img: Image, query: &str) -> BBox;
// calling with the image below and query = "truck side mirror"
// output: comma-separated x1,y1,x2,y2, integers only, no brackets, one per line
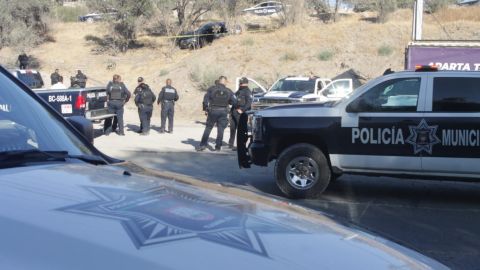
67,116,94,143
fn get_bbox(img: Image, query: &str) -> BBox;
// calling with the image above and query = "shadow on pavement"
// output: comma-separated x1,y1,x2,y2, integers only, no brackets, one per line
93,128,104,139
120,148,480,269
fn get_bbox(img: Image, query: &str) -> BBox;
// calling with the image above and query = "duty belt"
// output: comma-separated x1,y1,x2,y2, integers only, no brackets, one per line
163,100,175,103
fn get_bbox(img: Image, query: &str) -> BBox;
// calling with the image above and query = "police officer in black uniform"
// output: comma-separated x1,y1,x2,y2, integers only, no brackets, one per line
133,77,146,133
228,77,252,150
197,76,236,151
51,69,61,85
135,77,156,135
18,53,29,69
157,78,179,133
105,74,130,136
75,70,88,88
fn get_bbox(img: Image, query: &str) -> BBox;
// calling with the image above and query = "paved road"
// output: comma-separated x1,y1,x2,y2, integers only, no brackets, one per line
96,123,480,269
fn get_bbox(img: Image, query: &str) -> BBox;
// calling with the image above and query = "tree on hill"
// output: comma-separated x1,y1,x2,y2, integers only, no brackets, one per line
87,0,154,52
0,0,51,50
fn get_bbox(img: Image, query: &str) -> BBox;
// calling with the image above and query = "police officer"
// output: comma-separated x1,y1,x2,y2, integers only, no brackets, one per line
75,70,88,88
135,77,156,135
133,77,145,133
18,53,29,69
51,69,61,85
228,77,252,150
157,79,179,133
105,74,130,136
196,76,236,151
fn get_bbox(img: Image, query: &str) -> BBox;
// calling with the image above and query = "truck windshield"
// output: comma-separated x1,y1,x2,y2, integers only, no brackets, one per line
270,79,316,93
0,69,93,157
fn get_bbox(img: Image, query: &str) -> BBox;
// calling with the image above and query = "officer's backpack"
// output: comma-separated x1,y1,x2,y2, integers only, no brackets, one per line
210,87,229,108
141,88,154,106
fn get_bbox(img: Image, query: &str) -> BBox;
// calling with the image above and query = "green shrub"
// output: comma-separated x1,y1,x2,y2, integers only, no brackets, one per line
378,45,393,56
159,69,169,77
317,50,334,61
425,0,454,13
189,65,222,92
241,37,255,46
280,51,299,62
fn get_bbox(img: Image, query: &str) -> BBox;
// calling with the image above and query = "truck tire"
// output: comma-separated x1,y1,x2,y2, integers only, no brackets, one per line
275,143,331,199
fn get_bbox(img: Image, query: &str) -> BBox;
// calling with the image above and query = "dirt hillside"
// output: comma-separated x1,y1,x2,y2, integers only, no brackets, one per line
1,7,479,122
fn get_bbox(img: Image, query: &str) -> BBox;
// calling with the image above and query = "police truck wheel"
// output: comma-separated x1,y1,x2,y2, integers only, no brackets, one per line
275,144,331,199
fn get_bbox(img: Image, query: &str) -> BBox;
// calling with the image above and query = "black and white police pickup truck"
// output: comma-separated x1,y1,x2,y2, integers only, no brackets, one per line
34,87,114,121
12,69,113,121
238,66,480,199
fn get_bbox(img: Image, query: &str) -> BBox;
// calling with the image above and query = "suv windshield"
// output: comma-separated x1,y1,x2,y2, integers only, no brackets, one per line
270,79,316,93
0,69,93,156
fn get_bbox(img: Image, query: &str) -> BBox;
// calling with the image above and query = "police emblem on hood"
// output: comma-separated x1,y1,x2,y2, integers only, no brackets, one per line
59,186,302,256
406,119,441,155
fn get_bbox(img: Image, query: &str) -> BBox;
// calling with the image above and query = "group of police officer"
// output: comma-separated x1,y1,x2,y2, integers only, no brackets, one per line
50,69,88,89
103,74,179,136
196,76,252,151
101,73,251,151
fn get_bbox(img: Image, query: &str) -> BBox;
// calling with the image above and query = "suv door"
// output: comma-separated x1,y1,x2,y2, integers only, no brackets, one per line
319,79,353,102
334,74,427,173
422,74,480,176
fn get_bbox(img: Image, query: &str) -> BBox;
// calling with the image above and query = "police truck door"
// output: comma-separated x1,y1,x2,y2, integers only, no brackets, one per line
336,74,428,173
422,74,480,175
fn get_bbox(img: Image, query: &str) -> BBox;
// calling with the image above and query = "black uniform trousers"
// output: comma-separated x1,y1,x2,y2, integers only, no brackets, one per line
103,116,118,133
137,108,143,132
106,100,125,134
139,105,153,134
160,101,175,132
229,110,241,146
200,108,228,148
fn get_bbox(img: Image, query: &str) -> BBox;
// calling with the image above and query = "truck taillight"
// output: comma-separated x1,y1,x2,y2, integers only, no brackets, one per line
75,94,86,109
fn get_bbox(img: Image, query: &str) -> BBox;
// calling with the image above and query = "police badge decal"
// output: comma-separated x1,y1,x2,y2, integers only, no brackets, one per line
58,186,302,256
406,119,441,155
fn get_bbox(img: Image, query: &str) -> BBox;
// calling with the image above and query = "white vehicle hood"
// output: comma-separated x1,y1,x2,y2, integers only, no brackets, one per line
0,163,447,270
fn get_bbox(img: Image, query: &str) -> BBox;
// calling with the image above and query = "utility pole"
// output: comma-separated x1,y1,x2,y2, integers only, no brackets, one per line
412,0,424,41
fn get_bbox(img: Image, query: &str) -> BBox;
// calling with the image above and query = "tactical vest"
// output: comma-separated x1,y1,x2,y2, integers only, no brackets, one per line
76,74,86,83
237,92,246,106
110,83,123,100
142,89,154,106
210,87,229,108
163,87,177,101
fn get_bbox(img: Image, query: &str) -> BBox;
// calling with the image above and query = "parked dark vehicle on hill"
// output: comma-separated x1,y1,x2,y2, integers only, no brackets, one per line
177,22,228,50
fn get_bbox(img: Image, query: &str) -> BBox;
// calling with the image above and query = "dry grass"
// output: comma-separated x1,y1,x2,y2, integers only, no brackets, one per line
433,6,480,22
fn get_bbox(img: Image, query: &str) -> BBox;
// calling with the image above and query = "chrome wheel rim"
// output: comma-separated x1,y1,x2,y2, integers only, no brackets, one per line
286,157,319,190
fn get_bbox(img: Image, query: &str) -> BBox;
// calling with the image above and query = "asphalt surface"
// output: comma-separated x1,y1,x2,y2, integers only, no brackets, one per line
96,122,480,270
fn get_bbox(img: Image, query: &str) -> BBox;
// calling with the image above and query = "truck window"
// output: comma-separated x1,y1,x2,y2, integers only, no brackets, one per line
351,78,421,112
432,77,480,112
